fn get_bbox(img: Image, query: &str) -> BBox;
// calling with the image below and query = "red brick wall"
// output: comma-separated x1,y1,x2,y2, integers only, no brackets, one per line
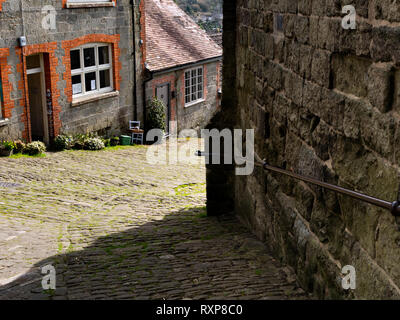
0,0,6,11
16,43,61,141
62,34,121,103
62,0,117,8
0,48,14,119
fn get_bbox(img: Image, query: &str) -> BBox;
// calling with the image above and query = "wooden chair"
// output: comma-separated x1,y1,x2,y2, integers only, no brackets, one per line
129,121,144,145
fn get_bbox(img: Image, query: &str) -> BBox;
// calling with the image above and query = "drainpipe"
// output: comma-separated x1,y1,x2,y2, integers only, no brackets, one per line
131,0,138,121
143,64,153,134
19,0,30,142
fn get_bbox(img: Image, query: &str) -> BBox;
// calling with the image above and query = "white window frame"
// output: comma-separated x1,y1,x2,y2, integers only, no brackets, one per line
70,43,114,99
184,66,204,107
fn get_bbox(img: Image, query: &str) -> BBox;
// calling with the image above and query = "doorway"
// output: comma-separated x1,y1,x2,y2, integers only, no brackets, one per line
26,54,49,144
156,83,171,134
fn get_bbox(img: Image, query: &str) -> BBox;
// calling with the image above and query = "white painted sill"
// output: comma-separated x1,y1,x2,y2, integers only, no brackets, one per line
0,118,10,127
66,2,115,8
72,91,119,107
184,99,205,108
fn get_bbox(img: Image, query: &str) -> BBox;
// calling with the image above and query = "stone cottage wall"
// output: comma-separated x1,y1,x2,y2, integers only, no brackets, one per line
211,0,400,299
0,0,140,141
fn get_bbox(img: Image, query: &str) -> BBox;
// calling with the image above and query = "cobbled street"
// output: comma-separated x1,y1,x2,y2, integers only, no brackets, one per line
0,139,309,300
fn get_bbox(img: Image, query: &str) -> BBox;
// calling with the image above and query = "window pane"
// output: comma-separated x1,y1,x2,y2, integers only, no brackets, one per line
83,47,95,68
85,72,97,92
70,50,81,70
191,69,197,78
100,69,111,88
26,55,41,69
72,75,82,95
198,68,203,76
98,46,110,65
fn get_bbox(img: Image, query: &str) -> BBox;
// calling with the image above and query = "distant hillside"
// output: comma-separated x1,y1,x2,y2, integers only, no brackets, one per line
175,0,222,15
174,0,223,33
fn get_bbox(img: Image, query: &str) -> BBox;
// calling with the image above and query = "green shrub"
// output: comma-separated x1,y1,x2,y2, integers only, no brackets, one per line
146,97,166,132
110,136,120,146
83,137,105,151
25,141,46,155
71,134,88,150
0,141,15,151
54,135,73,151
103,138,111,147
14,140,26,154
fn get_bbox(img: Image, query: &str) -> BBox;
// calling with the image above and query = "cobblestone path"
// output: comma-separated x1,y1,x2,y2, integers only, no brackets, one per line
0,139,309,300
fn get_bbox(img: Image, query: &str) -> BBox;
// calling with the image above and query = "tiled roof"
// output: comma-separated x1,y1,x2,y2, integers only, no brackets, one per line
145,0,222,72
209,33,223,48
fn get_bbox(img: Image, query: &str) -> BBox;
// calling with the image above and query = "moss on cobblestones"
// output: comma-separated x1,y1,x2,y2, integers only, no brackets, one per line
0,139,309,300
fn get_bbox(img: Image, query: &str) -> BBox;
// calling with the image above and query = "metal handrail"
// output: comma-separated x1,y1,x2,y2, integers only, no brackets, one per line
196,151,400,217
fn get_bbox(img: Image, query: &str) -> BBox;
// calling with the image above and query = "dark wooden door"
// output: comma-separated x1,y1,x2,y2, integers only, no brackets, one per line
156,83,170,134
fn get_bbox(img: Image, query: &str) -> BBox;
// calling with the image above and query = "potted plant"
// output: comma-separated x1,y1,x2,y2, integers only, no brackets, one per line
0,141,15,157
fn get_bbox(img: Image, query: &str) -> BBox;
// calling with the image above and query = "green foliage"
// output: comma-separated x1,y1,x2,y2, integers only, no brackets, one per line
83,137,105,151
110,136,120,146
25,141,46,155
0,140,15,151
71,134,88,150
14,140,26,154
53,134,73,151
103,138,111,147
146,97,166,132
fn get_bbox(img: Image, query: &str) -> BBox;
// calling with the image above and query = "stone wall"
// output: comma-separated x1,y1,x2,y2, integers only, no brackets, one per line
0,0,140,141
211,0,400,299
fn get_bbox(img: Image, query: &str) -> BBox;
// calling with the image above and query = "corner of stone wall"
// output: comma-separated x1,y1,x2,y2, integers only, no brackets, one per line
205,0,237,216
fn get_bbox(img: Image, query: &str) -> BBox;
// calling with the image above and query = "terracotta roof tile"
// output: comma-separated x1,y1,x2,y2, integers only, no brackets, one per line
145,0,222,72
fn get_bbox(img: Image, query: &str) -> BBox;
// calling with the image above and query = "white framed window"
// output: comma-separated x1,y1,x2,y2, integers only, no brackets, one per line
185,66,204,106
70,43,113,98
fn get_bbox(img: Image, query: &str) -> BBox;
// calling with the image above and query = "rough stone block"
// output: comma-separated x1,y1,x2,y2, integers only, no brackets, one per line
367,63,394,113
332,54,371,97
311,49,331,88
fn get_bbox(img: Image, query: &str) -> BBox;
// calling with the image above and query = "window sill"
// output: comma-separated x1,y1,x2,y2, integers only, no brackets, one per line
66,2,115,9
184,99,205,108
72,91,119,107
0,118,10,127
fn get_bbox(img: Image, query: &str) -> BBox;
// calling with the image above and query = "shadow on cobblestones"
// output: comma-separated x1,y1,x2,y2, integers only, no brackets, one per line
0,207,308,300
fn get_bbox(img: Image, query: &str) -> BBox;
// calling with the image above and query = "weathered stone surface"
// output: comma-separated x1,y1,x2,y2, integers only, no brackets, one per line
210,0,400,300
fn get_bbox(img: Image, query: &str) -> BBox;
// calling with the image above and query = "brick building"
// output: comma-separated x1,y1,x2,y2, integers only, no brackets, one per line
0,0,143,144
142,0,222,134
